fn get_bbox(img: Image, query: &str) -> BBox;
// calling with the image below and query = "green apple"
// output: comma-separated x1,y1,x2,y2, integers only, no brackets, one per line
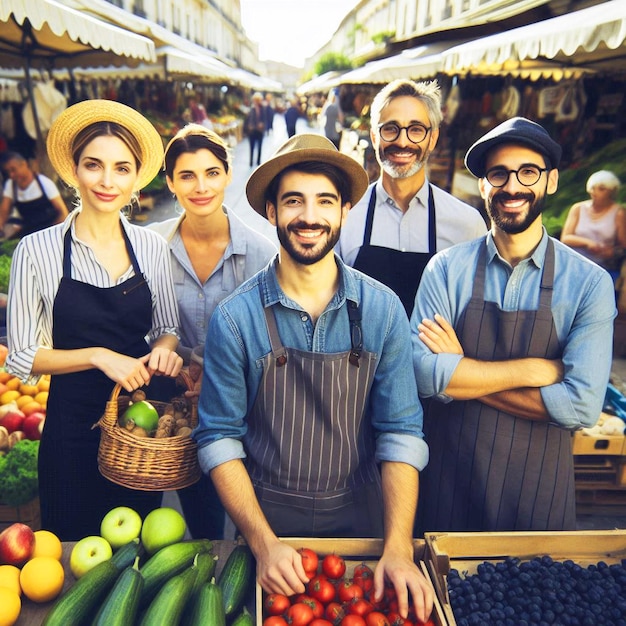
119,400,159,434
140,507,186,555
70,535,113,578
100,506,143,550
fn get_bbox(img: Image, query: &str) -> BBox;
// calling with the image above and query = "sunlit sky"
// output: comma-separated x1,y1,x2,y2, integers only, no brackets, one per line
240,0,361,68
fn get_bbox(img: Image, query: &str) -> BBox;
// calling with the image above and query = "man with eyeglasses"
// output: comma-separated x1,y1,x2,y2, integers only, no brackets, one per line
337,78,486,316
411,117,616,532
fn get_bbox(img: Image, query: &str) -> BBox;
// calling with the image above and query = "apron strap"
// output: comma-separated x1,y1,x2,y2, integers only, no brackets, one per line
363,184,437,253
263,306,288,366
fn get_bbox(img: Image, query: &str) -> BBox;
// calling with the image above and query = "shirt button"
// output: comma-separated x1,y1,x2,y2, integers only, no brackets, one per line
301,314,308,322
198,293,204,299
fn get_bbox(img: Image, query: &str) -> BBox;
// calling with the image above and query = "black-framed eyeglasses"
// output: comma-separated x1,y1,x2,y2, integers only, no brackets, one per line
377,122,432,144
485,166,548,188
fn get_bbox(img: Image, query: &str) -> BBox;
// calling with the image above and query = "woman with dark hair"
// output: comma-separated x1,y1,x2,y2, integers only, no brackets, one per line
149,123,276,538
6,100,183,540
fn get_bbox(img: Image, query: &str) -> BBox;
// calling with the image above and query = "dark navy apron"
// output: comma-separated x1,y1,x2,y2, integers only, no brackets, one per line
246,299,384,537
353,185,436,317
12,176,60,236
419,239,575,532
39,225,161,540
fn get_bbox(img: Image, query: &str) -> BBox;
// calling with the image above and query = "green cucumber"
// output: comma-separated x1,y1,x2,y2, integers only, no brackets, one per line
181,552,219,624
91,556,143,626
217,544,255,617
138,539,212,607
42,539,142,626
139,557,199,626
231,606,254,626
188,578,226,626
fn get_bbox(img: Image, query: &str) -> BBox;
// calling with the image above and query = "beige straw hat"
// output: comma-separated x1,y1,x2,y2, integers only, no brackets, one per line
46,99,164,190
245,134,369,217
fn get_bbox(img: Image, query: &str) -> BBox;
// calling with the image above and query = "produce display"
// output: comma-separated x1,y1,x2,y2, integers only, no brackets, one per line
261,546,436,626
447,556,626,625
0,505,256,626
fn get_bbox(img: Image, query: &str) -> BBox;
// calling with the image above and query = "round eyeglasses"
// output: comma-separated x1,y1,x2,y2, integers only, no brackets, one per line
378,123,431,144
485,166,548,188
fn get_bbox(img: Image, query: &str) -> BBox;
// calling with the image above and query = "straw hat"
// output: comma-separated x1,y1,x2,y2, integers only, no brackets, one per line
245,134,369,217
46,99,164,190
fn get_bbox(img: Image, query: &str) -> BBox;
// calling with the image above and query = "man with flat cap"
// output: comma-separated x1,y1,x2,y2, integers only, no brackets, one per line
193,134,433,622
412,117,616,532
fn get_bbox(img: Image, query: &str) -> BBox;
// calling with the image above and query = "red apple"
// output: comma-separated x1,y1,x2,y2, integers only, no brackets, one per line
22,412,45,440
0,410,26,433
0,522,35,566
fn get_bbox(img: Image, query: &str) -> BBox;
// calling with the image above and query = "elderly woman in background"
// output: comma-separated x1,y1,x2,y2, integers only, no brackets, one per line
561,170,626,281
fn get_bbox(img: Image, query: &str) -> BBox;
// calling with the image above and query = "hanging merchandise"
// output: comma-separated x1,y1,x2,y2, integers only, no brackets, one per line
498,85,521,120
555,82,580,123
0,103,15,140
22,80,67,139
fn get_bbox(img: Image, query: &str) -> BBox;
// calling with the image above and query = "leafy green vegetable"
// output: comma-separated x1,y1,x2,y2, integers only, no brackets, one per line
0,439,39,506
0,254,11,294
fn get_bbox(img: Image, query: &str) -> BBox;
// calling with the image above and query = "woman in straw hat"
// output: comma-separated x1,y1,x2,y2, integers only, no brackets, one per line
5,100,183,540
148,124,276,539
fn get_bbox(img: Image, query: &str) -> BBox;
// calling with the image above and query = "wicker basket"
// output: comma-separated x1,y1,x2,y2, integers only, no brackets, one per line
96,372,202,491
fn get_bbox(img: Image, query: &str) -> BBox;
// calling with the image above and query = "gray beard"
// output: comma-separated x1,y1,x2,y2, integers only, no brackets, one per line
380,158,425,179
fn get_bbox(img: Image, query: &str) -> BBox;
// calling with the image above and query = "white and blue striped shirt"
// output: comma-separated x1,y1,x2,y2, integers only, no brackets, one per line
6,209,180,382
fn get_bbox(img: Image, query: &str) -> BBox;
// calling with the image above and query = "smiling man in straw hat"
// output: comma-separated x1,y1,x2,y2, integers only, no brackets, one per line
193,134,433,622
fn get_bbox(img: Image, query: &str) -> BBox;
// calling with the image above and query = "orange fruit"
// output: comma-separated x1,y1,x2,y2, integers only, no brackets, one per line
37,376,50,392
18,383,38,397
0,390,20,405
21,401,42,416
0,586,21,626
5,378,20,391
32,530,63,561
0,371,12,384
34,391,49,407
0,564,21,596
19,557,64,603
16,395,35,409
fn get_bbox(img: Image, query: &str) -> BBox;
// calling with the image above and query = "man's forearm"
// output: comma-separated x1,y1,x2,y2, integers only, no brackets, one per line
445,357,563,400
381,461,418,554
478,387,550,421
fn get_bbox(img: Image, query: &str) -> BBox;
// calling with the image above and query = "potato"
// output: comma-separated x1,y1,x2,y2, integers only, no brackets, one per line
175,426,192,438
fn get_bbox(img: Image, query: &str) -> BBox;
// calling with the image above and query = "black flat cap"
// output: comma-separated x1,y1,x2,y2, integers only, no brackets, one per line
464,117,562,178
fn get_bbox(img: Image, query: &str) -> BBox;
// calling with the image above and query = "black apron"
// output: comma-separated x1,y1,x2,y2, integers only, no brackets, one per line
246,299,384,538
13,176,60,236
419,239,576,532
353,185,436,317
39,225,161,541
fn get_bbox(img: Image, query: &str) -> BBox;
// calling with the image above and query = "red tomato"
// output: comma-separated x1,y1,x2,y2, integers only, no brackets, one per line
348,597,375,617
337,580,364,603
264,593,291,616
322,553,346,579
299,547,319,574
310,620,334,626
353,563,375,594
365,612,392,626
325,601,346,622
263,617,289,626
299,595,324,619
387,612,414,626
287,602,315,626
308,574,336,605
341,615,367,626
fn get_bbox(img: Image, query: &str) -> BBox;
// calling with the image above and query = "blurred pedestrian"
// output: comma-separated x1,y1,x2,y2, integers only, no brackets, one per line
560,170,625,281
245,92,266,166
149,123,277,539
320,89,344,149
264,93,275,135
284,97,302,138
0,151,68,238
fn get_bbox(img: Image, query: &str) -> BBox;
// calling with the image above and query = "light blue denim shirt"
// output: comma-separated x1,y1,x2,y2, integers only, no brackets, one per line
411,228,616,430
148,206,277,361
194,255,429,474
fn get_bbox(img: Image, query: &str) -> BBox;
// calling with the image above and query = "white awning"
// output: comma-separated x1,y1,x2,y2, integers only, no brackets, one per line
296,71,347,96
0,0,156,68
442,0,626,76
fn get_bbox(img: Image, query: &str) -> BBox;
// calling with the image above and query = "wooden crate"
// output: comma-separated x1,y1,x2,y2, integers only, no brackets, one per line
255,538,447,625
572,430,625,455
0,497,41,531
424,530,626,626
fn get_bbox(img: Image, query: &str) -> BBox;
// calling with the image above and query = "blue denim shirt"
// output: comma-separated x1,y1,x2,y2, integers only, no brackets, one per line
411,229,616,430
194,255,429,474
148,207,277,361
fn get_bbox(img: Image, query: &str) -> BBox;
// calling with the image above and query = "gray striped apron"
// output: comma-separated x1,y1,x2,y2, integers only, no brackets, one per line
419,238,576,532
245,300,384,537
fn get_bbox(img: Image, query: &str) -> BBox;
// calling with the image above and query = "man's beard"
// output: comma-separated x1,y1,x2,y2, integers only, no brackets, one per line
276,220,341,265
378,144,430,179
486,190,546,234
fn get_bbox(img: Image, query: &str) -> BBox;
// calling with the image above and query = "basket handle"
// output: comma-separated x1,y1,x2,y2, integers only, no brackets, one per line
96,372,194,430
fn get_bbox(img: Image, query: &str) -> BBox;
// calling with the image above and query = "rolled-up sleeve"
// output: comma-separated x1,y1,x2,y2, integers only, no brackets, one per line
541,268,616,429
